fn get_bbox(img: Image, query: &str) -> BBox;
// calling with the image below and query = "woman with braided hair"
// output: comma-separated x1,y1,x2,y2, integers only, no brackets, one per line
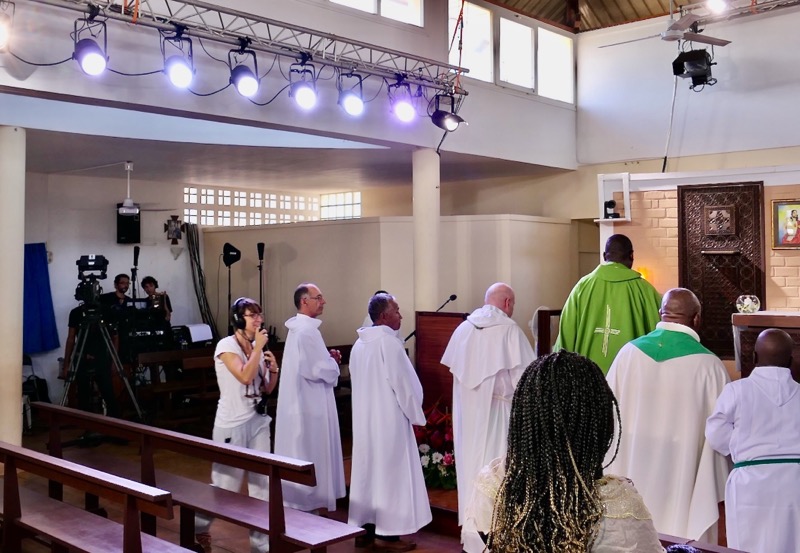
465,350,664,553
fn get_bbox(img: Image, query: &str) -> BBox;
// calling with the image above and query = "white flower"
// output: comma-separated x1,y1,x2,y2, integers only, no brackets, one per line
432,452,444,464
420,455,430,468
418,444,431,454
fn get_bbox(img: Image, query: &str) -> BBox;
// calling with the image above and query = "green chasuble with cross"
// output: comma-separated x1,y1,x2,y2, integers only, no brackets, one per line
554,262,662,374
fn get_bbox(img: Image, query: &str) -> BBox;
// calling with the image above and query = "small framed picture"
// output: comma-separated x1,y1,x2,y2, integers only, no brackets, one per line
772,199,800,249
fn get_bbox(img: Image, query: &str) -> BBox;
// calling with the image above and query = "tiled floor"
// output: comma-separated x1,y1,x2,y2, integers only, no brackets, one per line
16,426,462,553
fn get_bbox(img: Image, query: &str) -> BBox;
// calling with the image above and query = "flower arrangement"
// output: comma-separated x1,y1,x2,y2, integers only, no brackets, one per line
414,403,457,490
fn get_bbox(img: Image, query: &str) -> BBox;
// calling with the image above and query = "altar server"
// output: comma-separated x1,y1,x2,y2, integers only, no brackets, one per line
348,293,430,552
706,328,800,553
441,282,534,553
274,283,345,512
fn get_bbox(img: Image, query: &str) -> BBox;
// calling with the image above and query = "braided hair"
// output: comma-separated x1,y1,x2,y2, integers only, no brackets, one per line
487,351,621,553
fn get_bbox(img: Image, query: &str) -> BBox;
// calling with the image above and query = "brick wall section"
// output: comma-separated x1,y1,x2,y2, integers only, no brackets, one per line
619,186,800,311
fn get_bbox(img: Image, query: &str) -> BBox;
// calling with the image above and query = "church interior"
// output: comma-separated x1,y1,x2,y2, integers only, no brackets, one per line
4,0,800,551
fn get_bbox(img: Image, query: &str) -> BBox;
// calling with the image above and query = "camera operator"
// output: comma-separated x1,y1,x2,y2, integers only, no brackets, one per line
194,297,279,553
141,276,172,322
100,273,132,310
60,302,122,418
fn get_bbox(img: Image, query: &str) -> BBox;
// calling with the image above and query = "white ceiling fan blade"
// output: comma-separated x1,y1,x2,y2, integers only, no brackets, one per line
598,33,660,48
669,13,701,31
682,32,731,46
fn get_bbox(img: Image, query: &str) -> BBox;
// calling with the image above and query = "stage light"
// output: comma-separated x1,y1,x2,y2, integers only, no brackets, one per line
74,38,106,75
223,242,241,267
672,49,717,90
430,93,466,132
0,10,12,52
162,31,194,89
290,61,318,110
228,43,259,97
388,81,416,123
337,73,364,117
706,0,728,14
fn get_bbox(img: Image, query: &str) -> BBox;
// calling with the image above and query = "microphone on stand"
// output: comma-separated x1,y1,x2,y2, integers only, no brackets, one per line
404,293,458,342
131,245,141,298
257,242,265,262
133,245,140,267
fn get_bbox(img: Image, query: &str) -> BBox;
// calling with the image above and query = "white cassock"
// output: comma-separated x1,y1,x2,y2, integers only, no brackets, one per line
348,325,432,535
605,321,730,542
706,365,800,553
440,304,534,553
274,313,345,511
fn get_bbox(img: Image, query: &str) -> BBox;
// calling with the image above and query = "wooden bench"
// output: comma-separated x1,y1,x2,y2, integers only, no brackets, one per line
0,440,187,552
34,402,364,553
659,532,748,552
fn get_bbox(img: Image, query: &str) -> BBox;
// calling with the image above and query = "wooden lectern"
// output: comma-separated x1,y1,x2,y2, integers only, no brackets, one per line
732,311,800,379
414,311,467,410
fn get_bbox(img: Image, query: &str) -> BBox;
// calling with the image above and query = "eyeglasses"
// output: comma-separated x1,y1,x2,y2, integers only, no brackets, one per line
244,312,263,319
306,294,324,302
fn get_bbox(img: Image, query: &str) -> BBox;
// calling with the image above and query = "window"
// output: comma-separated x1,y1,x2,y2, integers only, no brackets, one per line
448,0,493,83
320,191,362,220
200,209,215,225
249,212,262,225
249,192,262,208
218,210,231,226
330,0,422,26
234,191,247,207
183,208,198,224
234,211,247,226
183,187,197,204
500,18,533,89
448,2,575,104
201,188,215,205
218,190,231,206
537,27,574,103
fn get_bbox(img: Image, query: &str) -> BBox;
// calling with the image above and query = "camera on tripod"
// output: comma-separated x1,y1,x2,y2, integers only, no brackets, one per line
74,255,109,308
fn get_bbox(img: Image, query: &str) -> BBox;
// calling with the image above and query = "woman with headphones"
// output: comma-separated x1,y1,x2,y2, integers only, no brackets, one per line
194,297,279,553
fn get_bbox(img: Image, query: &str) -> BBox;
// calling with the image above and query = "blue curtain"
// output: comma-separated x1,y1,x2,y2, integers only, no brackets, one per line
23,243,60,353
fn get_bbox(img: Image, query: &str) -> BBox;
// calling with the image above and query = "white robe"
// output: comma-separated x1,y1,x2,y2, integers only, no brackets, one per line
440,304,534,553
705,365,800,553
605,322,730,542
274,313,345,511
348,325,432,535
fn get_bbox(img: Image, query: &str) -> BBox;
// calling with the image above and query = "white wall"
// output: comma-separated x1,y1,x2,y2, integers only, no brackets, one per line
25,172,201,399
202,214,573,349
578,8,800,164
0,1,576,168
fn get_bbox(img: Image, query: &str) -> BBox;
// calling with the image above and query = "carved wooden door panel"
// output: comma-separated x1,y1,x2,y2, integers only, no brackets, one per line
678,182,765,359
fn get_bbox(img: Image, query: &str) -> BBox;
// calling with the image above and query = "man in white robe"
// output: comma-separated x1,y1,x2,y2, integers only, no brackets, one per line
606,288,730,542
706,328,800,553
274,283,345,512
440,282,534,553
348,293,431,552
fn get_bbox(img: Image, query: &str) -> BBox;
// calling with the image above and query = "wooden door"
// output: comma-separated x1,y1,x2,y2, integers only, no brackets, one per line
678,182,766,359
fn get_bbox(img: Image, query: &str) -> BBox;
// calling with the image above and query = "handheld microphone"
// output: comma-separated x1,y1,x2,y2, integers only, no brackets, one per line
257,242,265,262
133,245,140,267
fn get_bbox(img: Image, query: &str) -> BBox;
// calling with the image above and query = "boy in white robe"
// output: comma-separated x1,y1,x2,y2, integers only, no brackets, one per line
440,282,534,553
706,328,800,553
274,283,345,512
348,293,431,552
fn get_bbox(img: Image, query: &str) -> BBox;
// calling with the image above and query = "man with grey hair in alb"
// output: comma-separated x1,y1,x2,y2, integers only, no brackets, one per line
441,282,534,553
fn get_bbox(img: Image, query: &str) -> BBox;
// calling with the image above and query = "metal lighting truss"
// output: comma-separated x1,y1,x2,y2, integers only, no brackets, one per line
25,0,468,94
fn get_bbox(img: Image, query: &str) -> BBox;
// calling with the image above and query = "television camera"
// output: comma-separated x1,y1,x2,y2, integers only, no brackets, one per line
74,255,108,307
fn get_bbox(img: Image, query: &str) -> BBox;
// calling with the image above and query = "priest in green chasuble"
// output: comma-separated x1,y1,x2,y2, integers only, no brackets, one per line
554,234,661,373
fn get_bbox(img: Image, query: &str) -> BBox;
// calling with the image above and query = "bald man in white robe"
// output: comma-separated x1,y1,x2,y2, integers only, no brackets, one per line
441,283,534,553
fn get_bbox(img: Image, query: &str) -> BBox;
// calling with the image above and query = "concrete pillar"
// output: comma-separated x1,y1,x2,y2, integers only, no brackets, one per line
412,147,440,311
0,126,26,446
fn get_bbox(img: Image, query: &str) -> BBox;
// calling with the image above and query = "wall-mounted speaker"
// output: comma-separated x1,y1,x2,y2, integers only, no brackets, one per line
116,204,141,244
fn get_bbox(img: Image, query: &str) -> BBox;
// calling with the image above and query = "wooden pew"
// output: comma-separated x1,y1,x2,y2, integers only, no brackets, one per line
0,440,187,553
659,532,748,552
34,402,364,553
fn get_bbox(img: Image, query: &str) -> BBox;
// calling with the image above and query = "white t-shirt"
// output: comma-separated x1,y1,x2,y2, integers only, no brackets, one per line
213,334,269,428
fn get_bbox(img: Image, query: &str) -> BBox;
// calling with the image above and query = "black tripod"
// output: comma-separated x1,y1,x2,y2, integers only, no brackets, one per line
61,307,144,422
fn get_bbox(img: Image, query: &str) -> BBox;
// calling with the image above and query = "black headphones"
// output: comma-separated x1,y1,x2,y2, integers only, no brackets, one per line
231,297,248,330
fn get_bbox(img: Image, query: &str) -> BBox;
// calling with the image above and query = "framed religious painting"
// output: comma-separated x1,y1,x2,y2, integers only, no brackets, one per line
772,199,800,249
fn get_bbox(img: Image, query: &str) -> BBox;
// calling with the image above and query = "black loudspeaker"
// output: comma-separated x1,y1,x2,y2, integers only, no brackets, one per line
116,204,141,244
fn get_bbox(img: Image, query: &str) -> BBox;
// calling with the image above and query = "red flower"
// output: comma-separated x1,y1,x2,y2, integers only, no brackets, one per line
442,452,454,466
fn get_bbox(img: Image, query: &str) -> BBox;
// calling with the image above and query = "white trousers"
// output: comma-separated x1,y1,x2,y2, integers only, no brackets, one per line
195,414,272,553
